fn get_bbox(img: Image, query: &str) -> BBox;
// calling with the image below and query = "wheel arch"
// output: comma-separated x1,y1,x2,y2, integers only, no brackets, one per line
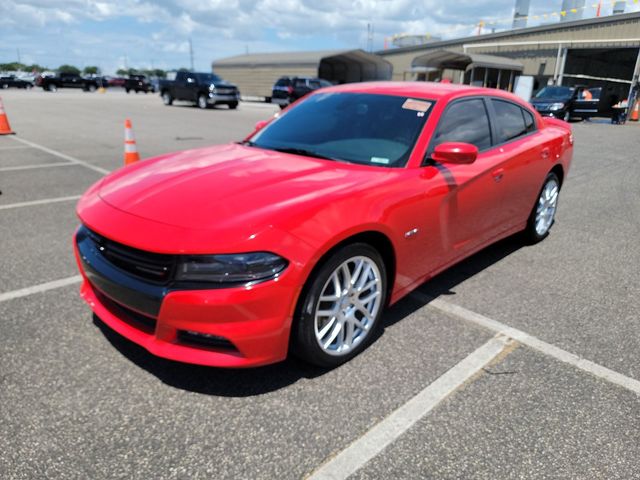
550,163,564,186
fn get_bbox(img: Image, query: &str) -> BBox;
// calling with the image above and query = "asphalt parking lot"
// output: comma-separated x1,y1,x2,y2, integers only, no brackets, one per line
1,89,639,479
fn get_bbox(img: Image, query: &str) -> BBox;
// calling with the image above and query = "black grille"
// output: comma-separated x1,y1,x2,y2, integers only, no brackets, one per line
177,330,237,351
85,228,175,284
94,288,157,333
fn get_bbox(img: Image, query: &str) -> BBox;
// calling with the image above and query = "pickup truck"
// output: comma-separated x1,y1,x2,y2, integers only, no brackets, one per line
37,73,103,92
124,75,155,94
159,71,240,109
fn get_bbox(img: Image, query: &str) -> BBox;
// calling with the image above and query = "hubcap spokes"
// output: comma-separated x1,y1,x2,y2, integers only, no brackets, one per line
535,179,559,236
314,257,382,356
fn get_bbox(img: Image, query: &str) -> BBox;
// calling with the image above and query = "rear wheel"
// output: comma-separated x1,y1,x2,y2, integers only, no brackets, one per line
162,91,173,105
293,243,387,367
125,88,130,93
88,84,97,92
523,172,561,244
197,94,208,109
47,84,57,92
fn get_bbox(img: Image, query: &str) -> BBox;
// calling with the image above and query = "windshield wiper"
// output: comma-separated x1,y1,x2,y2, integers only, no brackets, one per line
270,147,342,162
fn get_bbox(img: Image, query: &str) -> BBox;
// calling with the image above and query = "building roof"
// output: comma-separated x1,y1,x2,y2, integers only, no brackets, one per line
213,49,391,69
411,50,523,71
378,11,640,56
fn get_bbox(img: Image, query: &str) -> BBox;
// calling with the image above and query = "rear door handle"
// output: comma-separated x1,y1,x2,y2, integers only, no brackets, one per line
492,168,505,182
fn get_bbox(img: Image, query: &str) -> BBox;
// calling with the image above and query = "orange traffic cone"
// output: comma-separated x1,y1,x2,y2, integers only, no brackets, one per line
0,96,15,135
124,118,140,165
629,99,639,122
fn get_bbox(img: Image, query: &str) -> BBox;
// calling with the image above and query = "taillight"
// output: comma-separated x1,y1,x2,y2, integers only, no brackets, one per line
287,86,293,94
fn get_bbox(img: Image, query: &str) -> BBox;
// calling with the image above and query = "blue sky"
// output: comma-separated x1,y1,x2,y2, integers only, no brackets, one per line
1,1,638,74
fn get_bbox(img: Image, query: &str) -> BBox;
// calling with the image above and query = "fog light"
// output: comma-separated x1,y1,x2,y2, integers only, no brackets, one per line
177,330,236,350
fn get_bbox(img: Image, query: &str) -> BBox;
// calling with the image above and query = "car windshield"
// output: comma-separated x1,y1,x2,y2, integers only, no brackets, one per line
250,92,433,168
535,86,574,100
196,73,223,83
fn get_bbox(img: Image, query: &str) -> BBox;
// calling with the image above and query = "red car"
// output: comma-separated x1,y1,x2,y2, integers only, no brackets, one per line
75,82,573,368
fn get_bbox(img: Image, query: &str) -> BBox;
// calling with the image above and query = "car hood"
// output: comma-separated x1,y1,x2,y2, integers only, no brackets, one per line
97,144,385,231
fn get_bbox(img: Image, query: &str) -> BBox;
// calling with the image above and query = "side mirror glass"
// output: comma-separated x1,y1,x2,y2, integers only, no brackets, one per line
431,142,478,165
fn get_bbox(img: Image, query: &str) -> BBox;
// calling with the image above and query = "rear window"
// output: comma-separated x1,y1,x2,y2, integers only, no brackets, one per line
275,78,291,86
491,99,528,143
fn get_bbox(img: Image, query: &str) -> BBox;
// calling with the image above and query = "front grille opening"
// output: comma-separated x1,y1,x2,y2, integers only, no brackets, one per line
94,288,157,334
85,227,175,284
177,330,237,351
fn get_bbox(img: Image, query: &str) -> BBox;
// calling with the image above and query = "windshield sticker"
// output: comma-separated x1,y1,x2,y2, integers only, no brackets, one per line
402,99,432,113
371,157,390,165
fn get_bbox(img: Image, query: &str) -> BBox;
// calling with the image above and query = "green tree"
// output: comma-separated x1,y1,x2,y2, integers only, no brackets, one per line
116,68,128,76
58,64,81,74
83,66,100,75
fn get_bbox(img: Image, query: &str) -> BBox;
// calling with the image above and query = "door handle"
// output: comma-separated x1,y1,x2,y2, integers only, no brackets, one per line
541,148,551,159
492,168,504,182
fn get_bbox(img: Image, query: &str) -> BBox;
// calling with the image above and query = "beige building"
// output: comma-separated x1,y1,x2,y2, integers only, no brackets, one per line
379,11,640,96
212,49,392,98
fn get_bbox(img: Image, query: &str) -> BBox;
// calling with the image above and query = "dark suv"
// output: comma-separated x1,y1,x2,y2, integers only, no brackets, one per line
124,75,155,94
271,76,332,109
530,85,617,121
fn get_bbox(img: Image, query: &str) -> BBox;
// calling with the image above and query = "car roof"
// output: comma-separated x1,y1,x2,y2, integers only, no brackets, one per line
318,81,526,104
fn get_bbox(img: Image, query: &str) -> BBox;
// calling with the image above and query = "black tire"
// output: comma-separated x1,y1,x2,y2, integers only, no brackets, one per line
228,102,238,110
523,171,561,244
197,94,208,109
292,243,387,368
279,104,286,110
563,111,570,122
162,91,173,105
1,84,7,89
125,88,130,94
47,83,57,92
88,84,97,92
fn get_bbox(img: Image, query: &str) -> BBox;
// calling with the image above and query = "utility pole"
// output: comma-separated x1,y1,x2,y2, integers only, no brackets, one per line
16,48,21,63
189,37,194,71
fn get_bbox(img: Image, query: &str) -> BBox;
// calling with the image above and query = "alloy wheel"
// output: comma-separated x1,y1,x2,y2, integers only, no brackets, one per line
313,256,382,356
535,177,559,236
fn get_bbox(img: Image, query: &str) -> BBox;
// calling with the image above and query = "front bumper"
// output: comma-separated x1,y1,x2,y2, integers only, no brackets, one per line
208,92,239,104
74,234,298,368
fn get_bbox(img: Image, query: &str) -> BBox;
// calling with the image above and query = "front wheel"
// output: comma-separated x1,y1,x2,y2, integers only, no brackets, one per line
292,243,387,367
228,102,238,110
563,111,570,122
162,91,173,105
523,172,561,244
48,84,57,92
197,94,209,109
87,84,97,92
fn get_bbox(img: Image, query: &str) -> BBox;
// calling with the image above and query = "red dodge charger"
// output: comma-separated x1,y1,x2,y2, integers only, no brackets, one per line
75,82,573,368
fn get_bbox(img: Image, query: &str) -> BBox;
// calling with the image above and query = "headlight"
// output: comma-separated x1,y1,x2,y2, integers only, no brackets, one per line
209,85,217,93
176,252,288,283
550,103,565,111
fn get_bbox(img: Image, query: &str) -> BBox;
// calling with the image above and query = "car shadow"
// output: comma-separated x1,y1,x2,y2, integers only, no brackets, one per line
93,233,526,397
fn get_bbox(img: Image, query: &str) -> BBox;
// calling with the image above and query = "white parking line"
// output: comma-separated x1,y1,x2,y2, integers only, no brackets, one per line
0,195,81,210
412,293,640,396
0,162,76,173
308,335,511,480
0,275,82,303
8,136,110,175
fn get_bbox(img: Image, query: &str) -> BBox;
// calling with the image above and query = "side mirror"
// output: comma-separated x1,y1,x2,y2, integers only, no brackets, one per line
431,142,478,165
254,120,269,131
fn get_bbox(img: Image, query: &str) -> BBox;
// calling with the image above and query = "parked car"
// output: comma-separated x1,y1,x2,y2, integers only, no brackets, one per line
37,72,102,92
107,77,126,88
159,71,240,109
530,85,618,121
0,75,33,89
124,75,155,94
75,82,573,368
271,76,333,109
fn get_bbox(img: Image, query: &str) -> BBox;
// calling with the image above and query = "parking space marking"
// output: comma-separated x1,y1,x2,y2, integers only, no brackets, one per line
413,293,640,396
8,136,110,175
308,335,511,480
0,275,81,303
0,162,76,172
0,195,81,211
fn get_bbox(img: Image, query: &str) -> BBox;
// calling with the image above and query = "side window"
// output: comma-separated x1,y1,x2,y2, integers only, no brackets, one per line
492,99,527,142
431,98,492,151
522,108,535,133
309,80,321,89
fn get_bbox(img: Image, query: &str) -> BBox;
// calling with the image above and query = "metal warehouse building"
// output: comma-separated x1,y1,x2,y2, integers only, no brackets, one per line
379,11,640,99
212,49,392,98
